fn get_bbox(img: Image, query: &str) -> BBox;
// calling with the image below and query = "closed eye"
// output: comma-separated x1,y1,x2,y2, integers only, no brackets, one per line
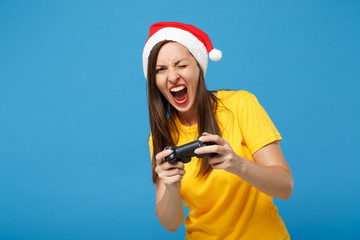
178,65,187,68
156,67,166,73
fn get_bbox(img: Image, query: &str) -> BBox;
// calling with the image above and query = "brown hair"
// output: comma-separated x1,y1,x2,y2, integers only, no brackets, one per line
147,40,221,183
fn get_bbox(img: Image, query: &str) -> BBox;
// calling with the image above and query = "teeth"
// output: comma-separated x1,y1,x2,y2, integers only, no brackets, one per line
170,86,186,92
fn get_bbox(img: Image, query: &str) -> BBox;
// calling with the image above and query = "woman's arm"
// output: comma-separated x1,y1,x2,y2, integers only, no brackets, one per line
236,140,293,200
154,149,185,231
195,134,294,200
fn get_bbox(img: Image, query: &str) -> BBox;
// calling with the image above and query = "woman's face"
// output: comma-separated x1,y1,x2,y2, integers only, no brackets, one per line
155,42,200,118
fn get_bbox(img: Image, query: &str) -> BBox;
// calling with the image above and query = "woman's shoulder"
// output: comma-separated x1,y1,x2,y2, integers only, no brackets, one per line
216,90,255,106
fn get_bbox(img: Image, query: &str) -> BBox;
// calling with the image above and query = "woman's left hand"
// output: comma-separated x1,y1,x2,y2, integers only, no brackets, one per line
194,132,243,174
194,132,294,200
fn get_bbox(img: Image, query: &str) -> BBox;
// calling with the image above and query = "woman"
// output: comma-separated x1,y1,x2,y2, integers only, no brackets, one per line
143,22,294,240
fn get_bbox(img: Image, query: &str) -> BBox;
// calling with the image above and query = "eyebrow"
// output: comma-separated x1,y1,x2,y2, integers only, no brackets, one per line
156,58,188,67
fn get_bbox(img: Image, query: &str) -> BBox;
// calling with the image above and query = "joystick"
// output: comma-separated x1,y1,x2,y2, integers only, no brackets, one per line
164,136,218,163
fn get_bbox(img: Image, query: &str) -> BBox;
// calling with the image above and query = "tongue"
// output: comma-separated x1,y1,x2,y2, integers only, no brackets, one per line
172,88,187,101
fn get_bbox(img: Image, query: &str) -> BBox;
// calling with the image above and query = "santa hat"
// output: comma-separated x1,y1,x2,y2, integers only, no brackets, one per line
142,22,222,79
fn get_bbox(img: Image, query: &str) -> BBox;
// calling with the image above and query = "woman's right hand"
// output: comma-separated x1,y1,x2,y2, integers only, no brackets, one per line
155,149,186,191
154,149,185,232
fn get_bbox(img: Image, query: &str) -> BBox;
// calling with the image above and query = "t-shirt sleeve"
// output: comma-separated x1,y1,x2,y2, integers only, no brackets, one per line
239,93,282,155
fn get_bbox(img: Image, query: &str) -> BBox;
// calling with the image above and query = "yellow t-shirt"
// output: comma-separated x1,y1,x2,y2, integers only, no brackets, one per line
150,90,290,240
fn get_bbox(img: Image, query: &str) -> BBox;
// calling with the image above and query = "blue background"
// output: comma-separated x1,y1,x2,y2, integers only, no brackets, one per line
1,0,359,239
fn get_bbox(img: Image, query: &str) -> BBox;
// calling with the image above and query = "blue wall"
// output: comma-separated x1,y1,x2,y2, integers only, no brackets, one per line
1,0,359,239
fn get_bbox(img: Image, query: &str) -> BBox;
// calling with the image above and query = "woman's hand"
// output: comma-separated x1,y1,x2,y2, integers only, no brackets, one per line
154,149,185,232
155,149,186,191
194,132,243,174
194,132,293,199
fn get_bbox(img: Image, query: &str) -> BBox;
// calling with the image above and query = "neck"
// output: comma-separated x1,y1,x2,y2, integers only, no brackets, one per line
177,111,198,126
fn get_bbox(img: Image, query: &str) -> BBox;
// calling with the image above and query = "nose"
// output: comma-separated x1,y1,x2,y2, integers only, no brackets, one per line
167,68,180,83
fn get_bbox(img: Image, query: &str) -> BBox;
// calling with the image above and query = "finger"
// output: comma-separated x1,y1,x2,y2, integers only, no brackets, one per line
194,144,223,155
156,161,185,176
157,168,186,183
162,161,185,171
199,133,227,146
162,174,184,185
162,168,186,177
208,155,225,165
172,161,185,169
208,155,233,170
155,149,173,165
210,161,229,170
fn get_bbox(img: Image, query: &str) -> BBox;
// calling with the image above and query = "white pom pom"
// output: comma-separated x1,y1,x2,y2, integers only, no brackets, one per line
209,49,222,61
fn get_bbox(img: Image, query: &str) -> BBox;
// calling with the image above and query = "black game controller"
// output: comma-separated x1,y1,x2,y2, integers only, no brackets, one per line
164,136,219,163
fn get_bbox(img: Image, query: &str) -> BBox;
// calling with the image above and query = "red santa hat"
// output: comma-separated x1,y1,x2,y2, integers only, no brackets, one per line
142,22,222,79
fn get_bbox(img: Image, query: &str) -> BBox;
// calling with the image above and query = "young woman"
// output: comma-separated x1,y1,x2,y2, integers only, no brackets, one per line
143,22,294,240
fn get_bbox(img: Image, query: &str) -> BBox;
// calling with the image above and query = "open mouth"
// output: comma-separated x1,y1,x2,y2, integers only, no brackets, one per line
170,84,188,105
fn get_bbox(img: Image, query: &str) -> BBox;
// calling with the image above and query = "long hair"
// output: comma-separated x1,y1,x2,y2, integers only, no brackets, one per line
147,40,221,183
